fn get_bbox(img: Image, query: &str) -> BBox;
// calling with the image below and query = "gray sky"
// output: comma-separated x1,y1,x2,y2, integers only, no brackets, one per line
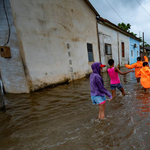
89,0,150,44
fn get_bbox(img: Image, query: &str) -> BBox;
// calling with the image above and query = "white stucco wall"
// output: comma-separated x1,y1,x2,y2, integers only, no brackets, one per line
118,33,130,65
0,0,29,93
10,0,99,91
98,22,130,70
98,23,118,71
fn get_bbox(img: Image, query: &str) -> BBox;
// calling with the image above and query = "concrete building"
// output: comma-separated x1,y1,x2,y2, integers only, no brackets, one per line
0,0,100,93
97,17,141,71
0,0,29,93
129,38,140,64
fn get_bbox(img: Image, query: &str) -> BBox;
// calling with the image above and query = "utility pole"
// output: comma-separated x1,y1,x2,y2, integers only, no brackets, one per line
143,32,145,58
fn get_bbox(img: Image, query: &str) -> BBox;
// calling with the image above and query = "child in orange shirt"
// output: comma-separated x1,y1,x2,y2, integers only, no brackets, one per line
125,56,148,83
138,62,150,93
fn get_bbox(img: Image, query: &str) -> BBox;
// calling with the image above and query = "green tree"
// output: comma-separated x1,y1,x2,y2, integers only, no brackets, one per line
118,23,131,32
139,37,150,47
118,22,137,37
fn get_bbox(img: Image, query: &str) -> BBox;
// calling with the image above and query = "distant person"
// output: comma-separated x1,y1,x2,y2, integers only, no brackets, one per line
125,56,148,83
107,59,134,99
138,62,150,93
90,62,112,120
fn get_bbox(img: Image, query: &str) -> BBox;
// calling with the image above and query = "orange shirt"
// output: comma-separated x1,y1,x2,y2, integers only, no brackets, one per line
144,56,148,63
138,66,150,88
125,56,148,78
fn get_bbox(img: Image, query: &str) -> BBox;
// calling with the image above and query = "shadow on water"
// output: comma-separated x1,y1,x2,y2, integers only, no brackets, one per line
0,67,150,150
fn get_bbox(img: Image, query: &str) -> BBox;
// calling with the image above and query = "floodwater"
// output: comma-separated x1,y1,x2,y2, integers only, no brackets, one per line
0,68,150,150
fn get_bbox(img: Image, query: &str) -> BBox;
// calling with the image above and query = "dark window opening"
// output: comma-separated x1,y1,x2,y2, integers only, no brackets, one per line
122,42,125,57
105,44,112,55
1,48,4,52
87,43,94,62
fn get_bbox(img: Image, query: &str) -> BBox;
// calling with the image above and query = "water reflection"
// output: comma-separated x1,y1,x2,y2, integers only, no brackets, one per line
0,68,150,149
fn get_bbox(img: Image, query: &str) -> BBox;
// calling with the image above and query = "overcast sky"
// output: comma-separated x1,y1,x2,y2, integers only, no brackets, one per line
89,0,150,44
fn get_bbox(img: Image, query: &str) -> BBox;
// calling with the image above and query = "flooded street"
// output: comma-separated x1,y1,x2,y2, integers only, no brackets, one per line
0,68,150,150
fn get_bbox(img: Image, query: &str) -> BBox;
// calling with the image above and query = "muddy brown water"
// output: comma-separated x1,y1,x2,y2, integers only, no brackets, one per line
0,68,150,150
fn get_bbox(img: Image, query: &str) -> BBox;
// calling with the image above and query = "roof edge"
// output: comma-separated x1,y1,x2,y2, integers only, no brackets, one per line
97,17,141,42
84,0,100,17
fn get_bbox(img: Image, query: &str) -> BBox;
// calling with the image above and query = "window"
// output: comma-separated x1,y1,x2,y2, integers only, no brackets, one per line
87,43,94,62
131,50,133,58
137,51,139,57
105,44,112,55
121,42,125,57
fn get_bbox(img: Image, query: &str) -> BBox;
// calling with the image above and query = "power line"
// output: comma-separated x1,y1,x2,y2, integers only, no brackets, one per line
105,0,125,23
135,0,150,17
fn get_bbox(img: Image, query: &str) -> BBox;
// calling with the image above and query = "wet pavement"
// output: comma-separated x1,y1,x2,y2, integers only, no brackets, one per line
0,67,150,150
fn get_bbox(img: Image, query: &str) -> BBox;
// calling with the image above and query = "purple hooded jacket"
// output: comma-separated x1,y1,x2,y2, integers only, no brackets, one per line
90,62,112,98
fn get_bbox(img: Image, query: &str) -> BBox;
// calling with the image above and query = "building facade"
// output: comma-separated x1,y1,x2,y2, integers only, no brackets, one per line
0,0,100,93
0,0,141,93
129,38,140,64
97,18,140,71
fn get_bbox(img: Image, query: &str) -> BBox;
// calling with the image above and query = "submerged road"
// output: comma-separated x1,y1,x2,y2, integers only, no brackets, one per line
0,67,150,150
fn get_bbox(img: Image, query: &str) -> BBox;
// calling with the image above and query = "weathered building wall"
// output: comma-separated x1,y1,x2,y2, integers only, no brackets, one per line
98,23,130,70
129,38,140,64
98,23,118,71
0,0,29,93
118,33,130,66
10,0,99,91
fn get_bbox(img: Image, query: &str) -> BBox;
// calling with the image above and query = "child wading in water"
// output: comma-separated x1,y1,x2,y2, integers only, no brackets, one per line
107,59,134,99
125,56,148,83
138,62,150,93
90,62,112,120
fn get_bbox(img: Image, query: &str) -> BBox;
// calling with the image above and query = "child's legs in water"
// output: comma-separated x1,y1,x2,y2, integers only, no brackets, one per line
111,83,124,98
144,88,149,93
116,83,125,96
111,89,116,98
98,102,105,119
137,78,140,83
119,87,125,96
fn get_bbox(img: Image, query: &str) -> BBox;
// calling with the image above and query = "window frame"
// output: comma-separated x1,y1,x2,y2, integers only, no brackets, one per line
87,43,94,62
137,50,139,57
121,42,125,57
105,43,112,55
131,50,134,58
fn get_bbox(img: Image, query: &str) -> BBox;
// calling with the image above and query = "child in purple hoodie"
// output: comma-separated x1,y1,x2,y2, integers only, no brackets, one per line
90,62,112,120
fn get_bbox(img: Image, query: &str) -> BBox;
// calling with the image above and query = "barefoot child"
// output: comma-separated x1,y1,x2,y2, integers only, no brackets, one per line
125,56,148,83
138,62,150,93
107,59,134,99
90,62,112,120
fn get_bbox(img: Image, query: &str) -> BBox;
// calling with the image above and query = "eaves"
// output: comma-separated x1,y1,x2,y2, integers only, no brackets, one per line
97,19,141,42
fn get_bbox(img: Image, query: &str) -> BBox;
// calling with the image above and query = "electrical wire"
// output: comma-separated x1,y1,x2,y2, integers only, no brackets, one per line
135,0,150,17
2,0,10,46
105,0,125,23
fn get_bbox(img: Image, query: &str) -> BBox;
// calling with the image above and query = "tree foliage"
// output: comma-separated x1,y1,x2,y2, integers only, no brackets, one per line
118,22,137,37
118,23,131,32
139,37,150,47
118,23,150,47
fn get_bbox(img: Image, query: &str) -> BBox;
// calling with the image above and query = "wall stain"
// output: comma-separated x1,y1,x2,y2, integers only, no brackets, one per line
72,37,79,42
56,22,70,32
37,19,46,26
